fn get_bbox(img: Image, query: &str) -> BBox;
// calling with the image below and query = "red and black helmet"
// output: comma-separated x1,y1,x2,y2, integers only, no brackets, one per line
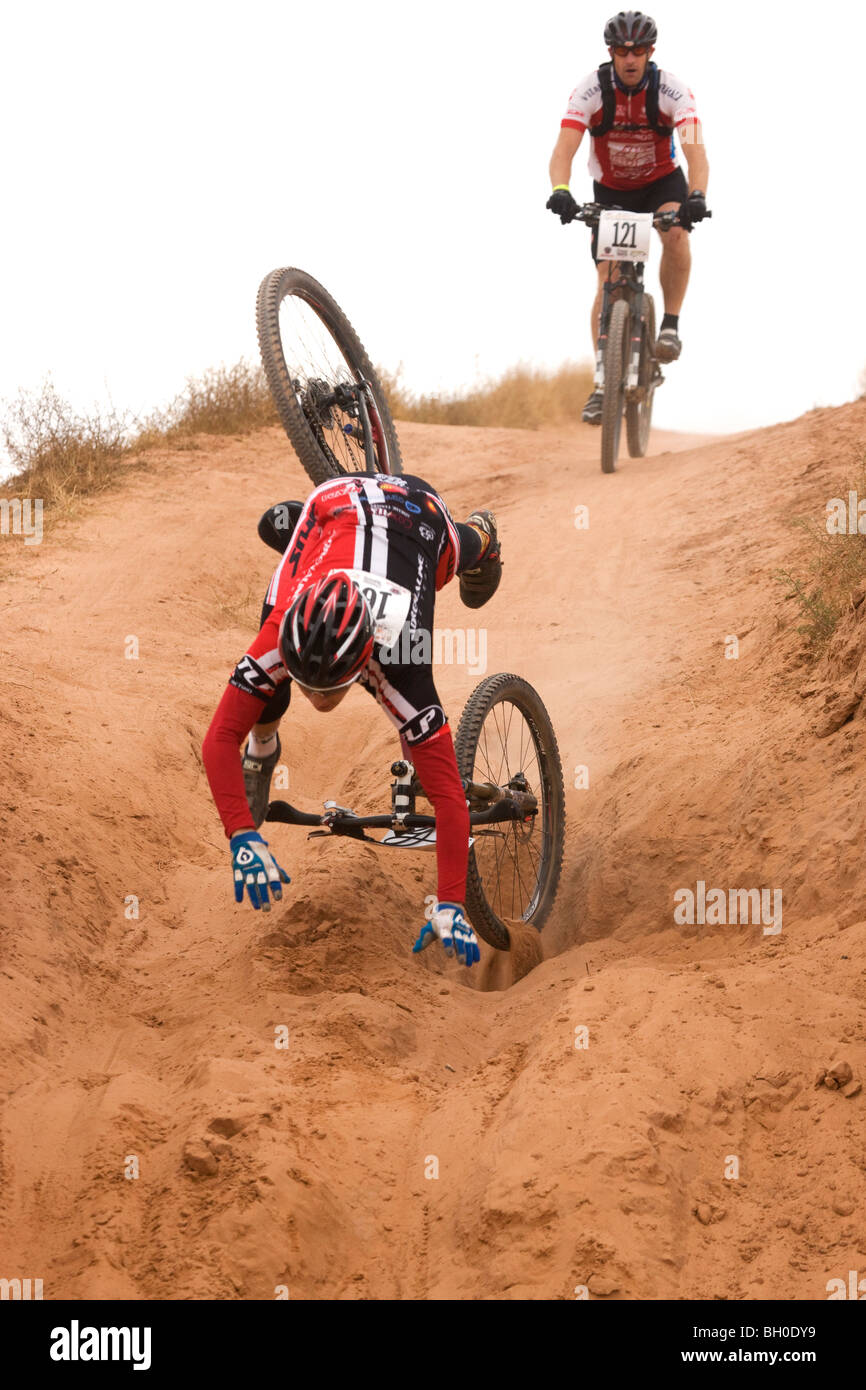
280,571,374,691
604,10,658,47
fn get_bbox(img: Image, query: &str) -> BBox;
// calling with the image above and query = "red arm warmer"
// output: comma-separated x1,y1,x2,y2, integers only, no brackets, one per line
409,726,469,905
202,683,268,838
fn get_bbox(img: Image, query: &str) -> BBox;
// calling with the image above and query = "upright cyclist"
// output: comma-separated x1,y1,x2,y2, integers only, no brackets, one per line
546,11,710,423
201,472,502,968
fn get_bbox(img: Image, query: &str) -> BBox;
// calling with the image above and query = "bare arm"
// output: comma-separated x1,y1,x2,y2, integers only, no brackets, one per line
549,125,584,188
680,119,709,193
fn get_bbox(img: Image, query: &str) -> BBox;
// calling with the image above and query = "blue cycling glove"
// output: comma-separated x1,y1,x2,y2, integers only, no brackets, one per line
413,902,481,967
230,831,290,911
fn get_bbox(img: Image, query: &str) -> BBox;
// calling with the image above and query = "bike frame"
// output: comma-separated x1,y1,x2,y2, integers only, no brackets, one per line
580,202,712,400
355,382,390,473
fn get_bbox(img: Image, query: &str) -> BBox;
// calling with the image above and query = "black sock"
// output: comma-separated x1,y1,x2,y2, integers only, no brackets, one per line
661,313,679,332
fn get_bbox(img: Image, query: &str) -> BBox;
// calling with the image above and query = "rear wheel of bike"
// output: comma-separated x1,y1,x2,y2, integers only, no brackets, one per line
454,674,565,951
600,298,629,475
256,267,403,485
626,292,656,458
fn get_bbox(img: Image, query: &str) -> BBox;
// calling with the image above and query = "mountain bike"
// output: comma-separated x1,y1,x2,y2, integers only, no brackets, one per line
266,673,565,951
575,203,712,474
256,267,403,485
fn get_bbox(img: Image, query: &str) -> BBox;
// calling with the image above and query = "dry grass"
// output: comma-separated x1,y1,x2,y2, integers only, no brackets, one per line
379,362,595,430
1,379,131,510
0,360,278,514
777,459,866,649
137,360,277,445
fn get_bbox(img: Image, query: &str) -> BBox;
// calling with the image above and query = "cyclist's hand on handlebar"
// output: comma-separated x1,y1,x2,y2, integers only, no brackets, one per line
546,186,579,224
230,830,290,911
413,901,481,967
677,189,708,231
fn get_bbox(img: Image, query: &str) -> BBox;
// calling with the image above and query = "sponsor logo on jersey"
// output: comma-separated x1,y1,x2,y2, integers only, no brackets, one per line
409,552,426,633
230,654,277,698
401,703,447,744
288,508,317,576
370,500,412,530
659,83,684,101
419,522,435,542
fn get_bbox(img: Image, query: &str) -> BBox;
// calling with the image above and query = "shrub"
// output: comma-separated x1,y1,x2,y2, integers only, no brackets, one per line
378,362,595,431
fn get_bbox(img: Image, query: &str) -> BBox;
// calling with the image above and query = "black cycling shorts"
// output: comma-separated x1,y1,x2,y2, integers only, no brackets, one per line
590,166,689,262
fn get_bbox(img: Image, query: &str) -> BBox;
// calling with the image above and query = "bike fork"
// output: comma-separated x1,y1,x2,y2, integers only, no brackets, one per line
626,285,644,392
594,340,605,392
595,288,611,391
627,324,642,390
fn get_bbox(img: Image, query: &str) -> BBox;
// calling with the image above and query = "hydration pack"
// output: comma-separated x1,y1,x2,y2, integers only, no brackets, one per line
590,61,674,139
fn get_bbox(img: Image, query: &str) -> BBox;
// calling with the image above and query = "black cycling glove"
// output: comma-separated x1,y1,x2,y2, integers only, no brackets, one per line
678,190,707,231
546,186,579,224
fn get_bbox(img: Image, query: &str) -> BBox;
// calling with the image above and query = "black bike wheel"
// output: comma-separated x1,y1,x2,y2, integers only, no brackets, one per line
256,267,403,486
626,292,656,458
454,674,565,951
600,298,629,475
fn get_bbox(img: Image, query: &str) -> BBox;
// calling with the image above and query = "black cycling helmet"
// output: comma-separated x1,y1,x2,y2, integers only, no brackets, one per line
604,11,658,47
280,571,374,692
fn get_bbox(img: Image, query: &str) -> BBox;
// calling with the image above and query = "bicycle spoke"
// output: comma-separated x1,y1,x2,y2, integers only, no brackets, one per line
476,723,498,788
491,702,508,787
469,699,545,921
277,294,376,474
506,824,537,918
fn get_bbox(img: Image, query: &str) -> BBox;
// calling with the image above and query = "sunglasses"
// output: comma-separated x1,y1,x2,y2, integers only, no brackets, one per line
612,44,651,57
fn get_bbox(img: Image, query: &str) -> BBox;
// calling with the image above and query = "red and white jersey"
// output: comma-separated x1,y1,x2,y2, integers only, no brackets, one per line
263,472,462,614
562,67,698,190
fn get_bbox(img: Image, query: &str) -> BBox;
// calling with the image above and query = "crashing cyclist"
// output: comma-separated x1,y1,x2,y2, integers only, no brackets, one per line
201,472,503,969
546,10,710,423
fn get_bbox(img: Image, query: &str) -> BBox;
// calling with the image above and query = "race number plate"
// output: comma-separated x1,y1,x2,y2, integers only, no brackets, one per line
330,568,411,649
597,209,653,262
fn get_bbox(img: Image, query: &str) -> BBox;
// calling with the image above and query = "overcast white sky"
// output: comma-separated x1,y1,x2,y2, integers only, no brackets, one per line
1,0,863,464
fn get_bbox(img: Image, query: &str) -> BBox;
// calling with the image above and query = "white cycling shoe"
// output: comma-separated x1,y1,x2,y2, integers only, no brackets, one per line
655,327,682,362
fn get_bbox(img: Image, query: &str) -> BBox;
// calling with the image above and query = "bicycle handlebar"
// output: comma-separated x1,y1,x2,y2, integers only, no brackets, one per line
265,797,533,833
574,202,712,229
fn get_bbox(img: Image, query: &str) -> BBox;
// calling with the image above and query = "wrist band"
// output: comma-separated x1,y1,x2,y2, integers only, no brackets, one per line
553,184,571,191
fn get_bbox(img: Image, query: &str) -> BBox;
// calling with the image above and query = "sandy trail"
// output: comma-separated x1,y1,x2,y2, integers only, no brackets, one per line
2,404,866,1299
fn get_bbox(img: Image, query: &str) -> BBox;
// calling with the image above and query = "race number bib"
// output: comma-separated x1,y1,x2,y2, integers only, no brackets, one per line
330,568,411,649
597,209,653,262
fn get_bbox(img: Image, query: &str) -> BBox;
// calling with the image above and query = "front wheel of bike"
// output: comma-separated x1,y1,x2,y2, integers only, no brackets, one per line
256,267,403,486
626,292,656,458
454,674,565,951
601,298,629,475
